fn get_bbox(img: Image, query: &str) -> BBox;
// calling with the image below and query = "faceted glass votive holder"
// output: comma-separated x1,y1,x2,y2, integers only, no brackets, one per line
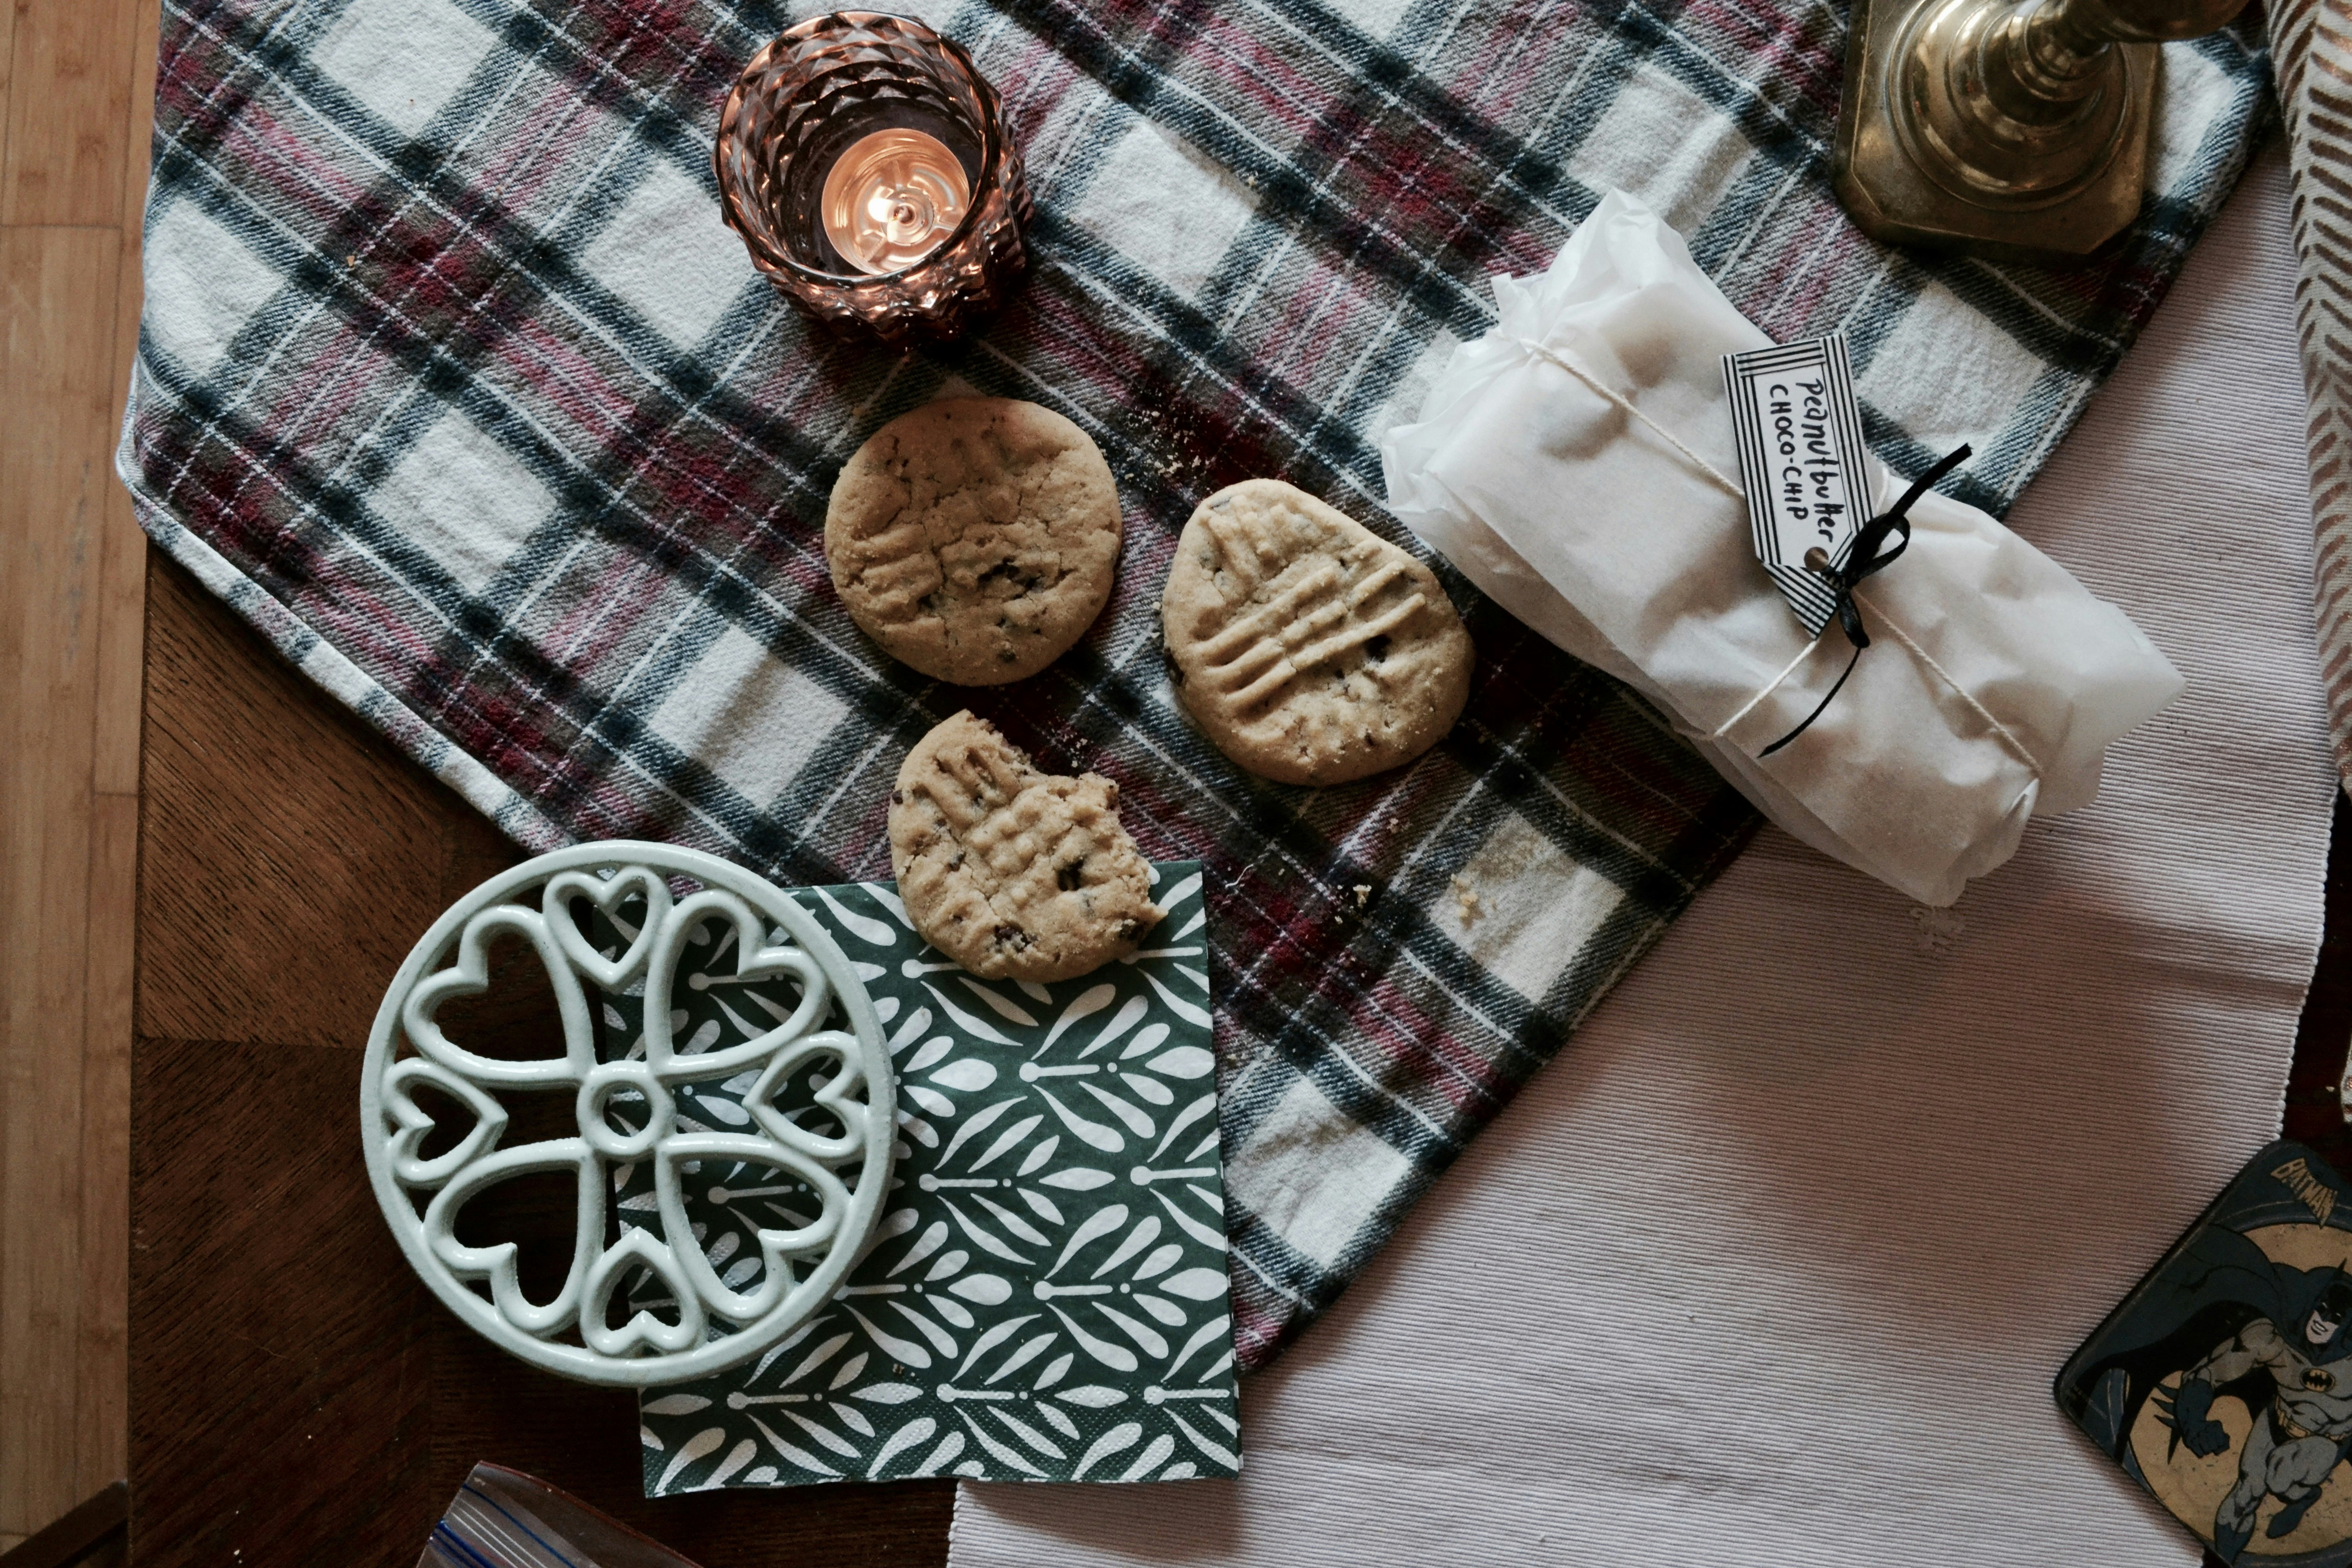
714,12,1032,347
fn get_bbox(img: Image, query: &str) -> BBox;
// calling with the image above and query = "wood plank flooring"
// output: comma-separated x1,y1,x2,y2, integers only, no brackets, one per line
0,0,157,1545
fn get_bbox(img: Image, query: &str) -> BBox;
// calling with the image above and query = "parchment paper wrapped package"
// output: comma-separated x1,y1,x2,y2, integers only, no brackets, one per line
1381,189,2183,906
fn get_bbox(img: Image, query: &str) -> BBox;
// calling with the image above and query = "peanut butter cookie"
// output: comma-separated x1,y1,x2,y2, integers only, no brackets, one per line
1161,479,1472,786
827,398,1120,685
888,711,1162,982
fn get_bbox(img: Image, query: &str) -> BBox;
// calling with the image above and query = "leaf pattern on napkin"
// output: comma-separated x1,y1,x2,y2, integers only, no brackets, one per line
628,864,1239,1489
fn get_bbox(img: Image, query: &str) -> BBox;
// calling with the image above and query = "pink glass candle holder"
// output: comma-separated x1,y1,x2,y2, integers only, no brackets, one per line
714,13,1032,346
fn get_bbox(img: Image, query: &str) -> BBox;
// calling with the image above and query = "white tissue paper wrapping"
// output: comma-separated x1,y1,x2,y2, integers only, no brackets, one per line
1380,189,2184,906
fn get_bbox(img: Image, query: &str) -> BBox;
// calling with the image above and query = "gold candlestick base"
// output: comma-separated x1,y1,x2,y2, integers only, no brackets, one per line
1833,0,2246,265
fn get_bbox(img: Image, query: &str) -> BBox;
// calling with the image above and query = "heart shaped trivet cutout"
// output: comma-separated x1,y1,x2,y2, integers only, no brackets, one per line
651,1132,851,1322
743,1030,872,1164
543,865,671,991
382,1057,509,1186
641,888,832,1081
360,842,895,1387
400,904,594,1088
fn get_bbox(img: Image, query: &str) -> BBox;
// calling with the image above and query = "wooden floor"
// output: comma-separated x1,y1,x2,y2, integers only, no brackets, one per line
0,0,159,1548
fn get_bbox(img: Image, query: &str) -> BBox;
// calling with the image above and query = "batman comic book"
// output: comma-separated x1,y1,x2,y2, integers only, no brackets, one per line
2059,1142,2352,1565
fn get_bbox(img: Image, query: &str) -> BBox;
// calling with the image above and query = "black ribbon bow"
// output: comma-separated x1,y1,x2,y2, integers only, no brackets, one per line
1757,443,1974,758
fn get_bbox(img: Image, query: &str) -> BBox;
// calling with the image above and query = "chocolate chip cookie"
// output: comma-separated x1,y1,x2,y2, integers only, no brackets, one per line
888,711,1163,982
1161,479,1473,786
827,398,1121,686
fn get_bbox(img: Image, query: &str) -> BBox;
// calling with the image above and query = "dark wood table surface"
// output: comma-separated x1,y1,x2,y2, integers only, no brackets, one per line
126,548,2352,1566
128,556,951,1566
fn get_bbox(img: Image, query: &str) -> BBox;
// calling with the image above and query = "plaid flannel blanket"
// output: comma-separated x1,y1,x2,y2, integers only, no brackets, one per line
121,0,2272,1371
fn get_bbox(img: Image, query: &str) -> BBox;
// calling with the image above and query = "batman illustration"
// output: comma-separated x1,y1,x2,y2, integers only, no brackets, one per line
2058,1146,2352,1565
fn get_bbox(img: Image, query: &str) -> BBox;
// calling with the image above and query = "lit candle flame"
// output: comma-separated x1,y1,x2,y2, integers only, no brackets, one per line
820,127,971,276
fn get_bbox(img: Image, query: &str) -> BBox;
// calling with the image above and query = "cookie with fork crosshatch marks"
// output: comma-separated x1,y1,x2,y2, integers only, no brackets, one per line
1161,479,1473,787
825,397,1121,686
888,710,1163,982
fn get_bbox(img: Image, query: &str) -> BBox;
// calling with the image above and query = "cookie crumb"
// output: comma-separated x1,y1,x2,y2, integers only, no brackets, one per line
1451,873,1482,926
1908,905,1965,957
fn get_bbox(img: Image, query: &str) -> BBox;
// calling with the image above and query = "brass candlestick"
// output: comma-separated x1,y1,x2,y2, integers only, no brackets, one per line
1833,0,2250,263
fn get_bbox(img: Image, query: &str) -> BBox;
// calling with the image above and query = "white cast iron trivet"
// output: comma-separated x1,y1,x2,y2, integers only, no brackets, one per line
360,842,895,1386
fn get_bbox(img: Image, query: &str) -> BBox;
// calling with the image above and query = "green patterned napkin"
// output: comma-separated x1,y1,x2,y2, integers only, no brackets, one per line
625,864,1239,1491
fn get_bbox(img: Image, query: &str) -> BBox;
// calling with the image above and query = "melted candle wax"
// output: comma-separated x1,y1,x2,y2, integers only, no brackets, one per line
820,127,971,275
